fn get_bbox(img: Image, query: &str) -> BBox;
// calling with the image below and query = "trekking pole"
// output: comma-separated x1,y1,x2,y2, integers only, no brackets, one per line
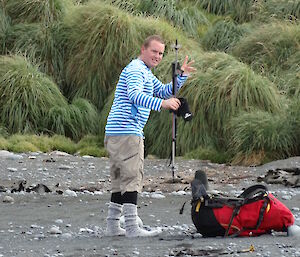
171,39,181,183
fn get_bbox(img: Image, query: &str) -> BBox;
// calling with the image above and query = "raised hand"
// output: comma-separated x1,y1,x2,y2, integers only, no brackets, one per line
180,55,196,76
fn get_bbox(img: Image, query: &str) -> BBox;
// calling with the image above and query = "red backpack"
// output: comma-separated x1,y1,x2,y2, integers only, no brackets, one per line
191,176,294,237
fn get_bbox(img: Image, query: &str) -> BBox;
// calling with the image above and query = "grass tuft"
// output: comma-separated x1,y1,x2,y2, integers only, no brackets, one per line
78,146,107,157
51,135,78,154
0,136,9,150
4,0,73,24
202,19,251,52
228,109,297,165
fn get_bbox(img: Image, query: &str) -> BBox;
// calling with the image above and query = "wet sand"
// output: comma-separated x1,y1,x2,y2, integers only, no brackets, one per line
0,152,299,257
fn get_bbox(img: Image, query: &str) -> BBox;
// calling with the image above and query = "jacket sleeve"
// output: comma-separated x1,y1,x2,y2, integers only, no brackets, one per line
152,73,188,99
126,67,163,111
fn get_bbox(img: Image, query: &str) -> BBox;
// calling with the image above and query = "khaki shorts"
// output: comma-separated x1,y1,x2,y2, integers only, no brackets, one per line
104,135,144,194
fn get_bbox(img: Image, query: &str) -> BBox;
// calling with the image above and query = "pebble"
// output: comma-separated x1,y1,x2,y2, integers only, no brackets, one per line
82,155,93,159
170,190,187,196
3,196,14,203
7,167,18,172
0,150,24,160
282,195,292,200
49,226,62,234
49,151,70,156
61,233,72,239
64,190,77,197
58,165,73,170
150,192,166,199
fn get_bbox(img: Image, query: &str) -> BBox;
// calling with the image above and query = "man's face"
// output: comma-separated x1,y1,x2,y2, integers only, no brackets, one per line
140,40,165,68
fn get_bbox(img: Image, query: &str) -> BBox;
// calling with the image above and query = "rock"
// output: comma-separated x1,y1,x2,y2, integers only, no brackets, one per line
58,165,73,170
7,167,18,172
0,150,13,157
49,226,62,234
282,195,292,200
49,150,70,156
3,196,14,203
64,189,77,197
82,155,94,159
0,150,23,160
150,192,166,199
61,233,72,239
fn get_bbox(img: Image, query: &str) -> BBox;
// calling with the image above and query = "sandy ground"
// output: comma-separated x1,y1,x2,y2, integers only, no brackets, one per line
0,151,299,257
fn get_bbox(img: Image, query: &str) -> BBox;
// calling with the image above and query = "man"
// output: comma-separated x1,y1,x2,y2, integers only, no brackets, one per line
104,35,196,237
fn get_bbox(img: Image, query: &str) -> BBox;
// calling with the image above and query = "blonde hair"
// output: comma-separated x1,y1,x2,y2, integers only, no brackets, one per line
142,35,165,48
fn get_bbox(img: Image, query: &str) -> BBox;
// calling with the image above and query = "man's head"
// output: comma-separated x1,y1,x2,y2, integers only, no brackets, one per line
140,35,165,68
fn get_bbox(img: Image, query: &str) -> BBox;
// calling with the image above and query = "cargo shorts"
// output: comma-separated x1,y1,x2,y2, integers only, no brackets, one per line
104,135,144,194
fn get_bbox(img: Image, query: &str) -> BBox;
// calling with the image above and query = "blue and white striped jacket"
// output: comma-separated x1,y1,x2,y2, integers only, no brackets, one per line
105,58,187,137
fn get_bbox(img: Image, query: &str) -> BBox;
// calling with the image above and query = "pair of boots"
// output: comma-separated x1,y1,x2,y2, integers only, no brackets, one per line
105,202,161,237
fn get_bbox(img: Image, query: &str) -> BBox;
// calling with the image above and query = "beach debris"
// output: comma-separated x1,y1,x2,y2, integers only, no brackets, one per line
258,168,300,187
3,195,14,203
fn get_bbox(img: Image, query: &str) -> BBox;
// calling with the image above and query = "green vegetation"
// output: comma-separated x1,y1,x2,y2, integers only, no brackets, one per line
202,19,251,52
0,0,299,165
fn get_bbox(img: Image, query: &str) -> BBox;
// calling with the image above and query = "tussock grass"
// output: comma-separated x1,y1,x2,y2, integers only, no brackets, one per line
202,20,251,52
1,133,107,156
4,0,73,24
5,23,64,80
27,134,53,152
78,146,107,157
8,141,39,153
77,134,104,149
184,147,230,164
287,99,300,151
0,55,68,133
232,22,300,93
6,134,51,152
0,7,11,54
105,0,209,38
232,23,300,72
198,0,254,23
256,0,300,21
0,55,98,139
228,109,297,165
0,136,9,150
51,135,77,153
45,98,99,140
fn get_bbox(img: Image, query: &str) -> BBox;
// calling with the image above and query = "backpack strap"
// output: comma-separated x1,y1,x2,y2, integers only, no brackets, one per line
238,184,268,201
224,184,268,237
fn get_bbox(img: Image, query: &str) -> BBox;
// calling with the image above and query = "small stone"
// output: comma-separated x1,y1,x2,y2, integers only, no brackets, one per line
49,150,70,156
82,155,93,159
3,196,14,203
49,226,62,234
64,189,77,197
61,233,72,239
282,195,292,200
59,165,73,170
7,167,18,172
